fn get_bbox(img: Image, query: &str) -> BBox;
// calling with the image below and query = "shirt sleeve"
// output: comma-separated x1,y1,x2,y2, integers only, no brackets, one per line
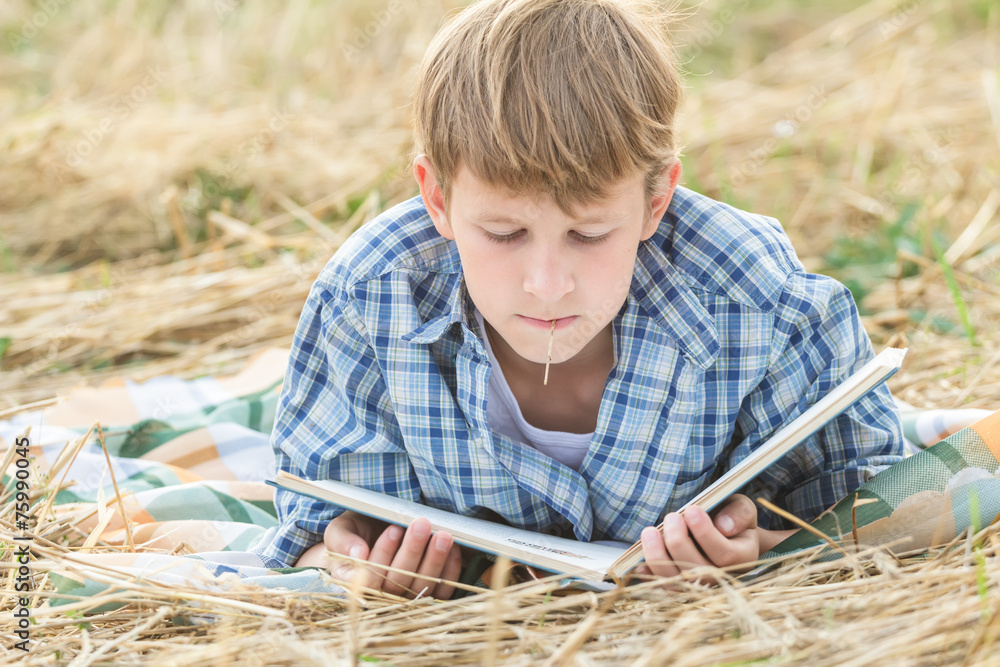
726,270,906,531
251,279,420,568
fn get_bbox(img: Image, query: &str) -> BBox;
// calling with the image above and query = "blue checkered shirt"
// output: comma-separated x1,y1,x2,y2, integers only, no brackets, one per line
251,186,905,568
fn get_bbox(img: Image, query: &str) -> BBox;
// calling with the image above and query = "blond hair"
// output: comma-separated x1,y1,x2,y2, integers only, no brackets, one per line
412,0,684,216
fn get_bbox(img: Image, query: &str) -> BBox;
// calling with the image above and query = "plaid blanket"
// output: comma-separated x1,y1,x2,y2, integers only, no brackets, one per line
0,347,992,616
763,407,1000,560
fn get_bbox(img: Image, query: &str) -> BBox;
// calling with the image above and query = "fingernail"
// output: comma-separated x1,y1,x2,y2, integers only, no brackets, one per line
413,521,430,539
333,567,352,581
718,515,735,534
435,533,451,552
349,544,363,559
388,525,403,540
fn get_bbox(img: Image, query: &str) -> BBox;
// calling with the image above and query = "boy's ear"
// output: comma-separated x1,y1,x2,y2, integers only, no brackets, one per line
414,155,455,240
642,159,682,241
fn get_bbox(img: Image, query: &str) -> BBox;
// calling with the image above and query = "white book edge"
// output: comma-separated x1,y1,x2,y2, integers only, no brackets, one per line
271,472,625,580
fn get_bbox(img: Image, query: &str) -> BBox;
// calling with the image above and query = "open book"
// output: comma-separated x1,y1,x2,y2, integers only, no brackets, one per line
267,347,907,584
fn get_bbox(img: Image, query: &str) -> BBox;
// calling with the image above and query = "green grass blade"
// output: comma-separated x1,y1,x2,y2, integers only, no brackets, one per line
931,234,978,347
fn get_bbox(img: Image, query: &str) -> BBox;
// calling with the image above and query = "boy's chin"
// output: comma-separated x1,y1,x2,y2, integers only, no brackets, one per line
508,345,581,367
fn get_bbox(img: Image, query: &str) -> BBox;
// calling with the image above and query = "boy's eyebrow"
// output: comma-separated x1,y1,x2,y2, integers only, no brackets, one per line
475,213,613,226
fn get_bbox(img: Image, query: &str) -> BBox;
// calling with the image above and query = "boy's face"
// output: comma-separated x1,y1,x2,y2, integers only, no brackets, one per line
414,156,680,370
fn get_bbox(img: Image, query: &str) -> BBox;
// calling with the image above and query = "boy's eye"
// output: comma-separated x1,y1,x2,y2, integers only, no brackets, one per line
575,232,610,245
483,230,610,245
484,230,524,244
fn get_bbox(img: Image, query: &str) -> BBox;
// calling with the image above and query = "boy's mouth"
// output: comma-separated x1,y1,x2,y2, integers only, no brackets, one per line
518,315,578,330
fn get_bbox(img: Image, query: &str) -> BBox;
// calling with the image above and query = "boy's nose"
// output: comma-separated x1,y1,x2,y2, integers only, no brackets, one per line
523,251,574,302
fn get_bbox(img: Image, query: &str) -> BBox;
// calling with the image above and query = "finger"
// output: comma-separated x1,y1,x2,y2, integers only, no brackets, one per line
324,521,370,582
432,542,464,600
712,494,758,537
641,524,679,578
383,518,435,597
359,523,405,591
411,530,455,598
329,543,369,582
324,516,366,556
295,542,331,569
683,505,747,568
662,512,712,571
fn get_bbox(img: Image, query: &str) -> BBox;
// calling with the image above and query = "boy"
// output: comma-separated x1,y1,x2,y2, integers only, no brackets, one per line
251,0,904,600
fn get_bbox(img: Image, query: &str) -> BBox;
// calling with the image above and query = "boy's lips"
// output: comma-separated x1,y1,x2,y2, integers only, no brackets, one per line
518,315,578,330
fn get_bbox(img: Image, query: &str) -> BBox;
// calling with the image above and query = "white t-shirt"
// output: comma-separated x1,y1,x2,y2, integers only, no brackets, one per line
474,309,594,471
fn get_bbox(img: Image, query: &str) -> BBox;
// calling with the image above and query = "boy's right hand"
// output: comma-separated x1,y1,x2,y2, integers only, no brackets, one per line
323,511,463,600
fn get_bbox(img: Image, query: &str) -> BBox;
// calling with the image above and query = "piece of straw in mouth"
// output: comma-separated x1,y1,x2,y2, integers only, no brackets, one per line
543,319,556,385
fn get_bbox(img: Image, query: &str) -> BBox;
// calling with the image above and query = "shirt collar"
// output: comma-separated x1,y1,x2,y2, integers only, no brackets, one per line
399,270,478,345
629,237,720,369
399,239,720,369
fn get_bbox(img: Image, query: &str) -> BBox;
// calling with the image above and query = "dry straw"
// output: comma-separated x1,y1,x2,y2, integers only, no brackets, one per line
544,320,556,386
1,0,999,663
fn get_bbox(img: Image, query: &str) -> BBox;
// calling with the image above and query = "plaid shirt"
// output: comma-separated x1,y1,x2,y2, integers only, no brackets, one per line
252,186,905,568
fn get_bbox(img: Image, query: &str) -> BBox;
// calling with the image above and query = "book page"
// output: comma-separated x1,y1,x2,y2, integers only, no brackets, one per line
273,473,625,577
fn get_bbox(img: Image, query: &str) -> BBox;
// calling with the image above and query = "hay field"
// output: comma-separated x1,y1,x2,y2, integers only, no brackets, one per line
1,0,999,664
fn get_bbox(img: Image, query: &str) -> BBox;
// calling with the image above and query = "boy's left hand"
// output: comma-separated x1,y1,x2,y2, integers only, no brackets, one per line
633,493,759,580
